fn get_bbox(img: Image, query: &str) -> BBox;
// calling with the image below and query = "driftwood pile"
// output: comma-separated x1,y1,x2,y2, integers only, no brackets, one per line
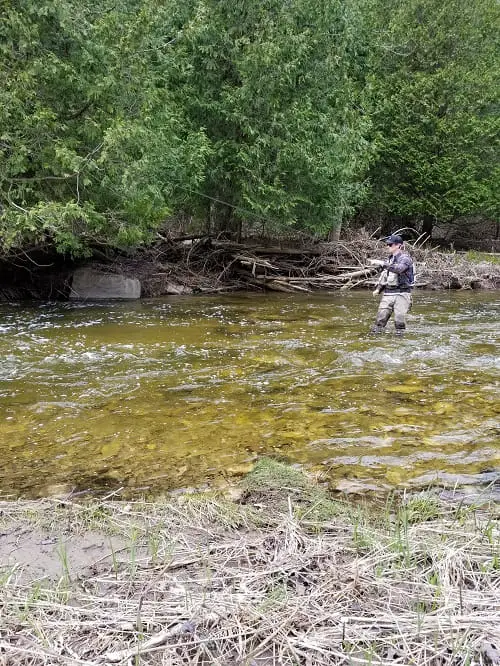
131,232,500,296
131,235,395,296
211,240,384,293
3,231,497,300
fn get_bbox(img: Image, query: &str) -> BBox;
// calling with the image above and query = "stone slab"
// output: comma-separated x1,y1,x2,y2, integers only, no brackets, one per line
70,268,141,300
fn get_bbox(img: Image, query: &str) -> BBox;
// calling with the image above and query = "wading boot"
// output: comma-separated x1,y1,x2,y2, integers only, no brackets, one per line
370,325,385,334
394,324,405,337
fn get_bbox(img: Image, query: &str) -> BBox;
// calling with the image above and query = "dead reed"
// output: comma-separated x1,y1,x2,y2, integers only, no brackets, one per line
0,466,499,665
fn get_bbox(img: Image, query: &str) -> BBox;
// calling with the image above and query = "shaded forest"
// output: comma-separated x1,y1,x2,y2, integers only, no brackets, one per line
1,0,499,261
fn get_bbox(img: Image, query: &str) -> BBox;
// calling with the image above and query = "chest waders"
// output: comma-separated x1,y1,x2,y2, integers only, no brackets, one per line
371,254,414,335
373,293,412,335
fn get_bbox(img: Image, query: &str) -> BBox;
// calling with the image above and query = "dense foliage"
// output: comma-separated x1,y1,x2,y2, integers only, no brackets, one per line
365,0,500,236
165,0,369,236
0,0,209,256
0,0,498,257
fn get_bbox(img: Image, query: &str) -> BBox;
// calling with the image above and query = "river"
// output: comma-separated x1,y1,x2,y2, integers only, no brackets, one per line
0,291,498,498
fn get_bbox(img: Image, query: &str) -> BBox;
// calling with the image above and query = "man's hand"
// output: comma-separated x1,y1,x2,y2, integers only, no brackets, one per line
368,259,385,267
372,289,380,297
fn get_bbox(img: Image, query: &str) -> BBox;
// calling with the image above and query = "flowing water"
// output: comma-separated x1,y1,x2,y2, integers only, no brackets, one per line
0,292,498,498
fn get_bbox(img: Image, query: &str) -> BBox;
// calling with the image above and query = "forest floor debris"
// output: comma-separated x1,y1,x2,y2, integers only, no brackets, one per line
1,460,499,665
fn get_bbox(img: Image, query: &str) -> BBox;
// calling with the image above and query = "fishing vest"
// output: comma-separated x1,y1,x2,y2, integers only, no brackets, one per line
384,252,414,293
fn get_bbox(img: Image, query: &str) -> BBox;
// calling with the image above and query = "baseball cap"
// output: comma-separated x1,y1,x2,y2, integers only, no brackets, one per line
385,234,403,245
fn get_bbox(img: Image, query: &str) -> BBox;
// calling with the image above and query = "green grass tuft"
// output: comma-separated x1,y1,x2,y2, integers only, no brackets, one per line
243,458,309,493
243,458,343,523
403,495,441,524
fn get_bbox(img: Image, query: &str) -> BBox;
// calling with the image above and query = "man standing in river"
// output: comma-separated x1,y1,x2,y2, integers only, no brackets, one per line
369,234,415,335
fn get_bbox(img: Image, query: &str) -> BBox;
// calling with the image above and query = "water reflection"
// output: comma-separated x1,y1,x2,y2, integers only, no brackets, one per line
0,292,498,497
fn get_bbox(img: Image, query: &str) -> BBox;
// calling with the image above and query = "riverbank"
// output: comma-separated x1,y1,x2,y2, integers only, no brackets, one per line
1,460,499,665
1,233,500,301
125,233,500,297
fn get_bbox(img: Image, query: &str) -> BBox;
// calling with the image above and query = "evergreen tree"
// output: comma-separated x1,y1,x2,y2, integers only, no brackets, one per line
0,0,208,257
164,0,370,236
364,0,500,236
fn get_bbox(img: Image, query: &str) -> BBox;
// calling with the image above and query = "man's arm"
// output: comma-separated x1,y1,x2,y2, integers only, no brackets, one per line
385,255,412,274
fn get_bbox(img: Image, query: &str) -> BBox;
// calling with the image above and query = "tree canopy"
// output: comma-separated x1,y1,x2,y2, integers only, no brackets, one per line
0,0,209,256
165,0,370,236
364,0,500,234
0,0,498,257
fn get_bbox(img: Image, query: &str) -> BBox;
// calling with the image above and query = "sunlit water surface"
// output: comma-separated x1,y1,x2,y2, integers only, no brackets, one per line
0,291,498,498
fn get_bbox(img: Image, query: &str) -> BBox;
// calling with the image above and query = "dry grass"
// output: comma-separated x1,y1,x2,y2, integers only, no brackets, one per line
0,471,499,666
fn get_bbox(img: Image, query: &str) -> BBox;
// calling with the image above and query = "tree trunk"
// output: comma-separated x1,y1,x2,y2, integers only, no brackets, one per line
421,216,434,240
213,201,235,237
205,201,213,235
328,223,341,243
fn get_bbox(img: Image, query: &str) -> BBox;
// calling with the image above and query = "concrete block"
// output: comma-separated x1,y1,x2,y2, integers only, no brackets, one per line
70,268,141,300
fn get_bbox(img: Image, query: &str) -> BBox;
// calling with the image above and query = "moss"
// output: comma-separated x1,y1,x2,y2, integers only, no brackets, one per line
465,250,500,265
242,458,343,523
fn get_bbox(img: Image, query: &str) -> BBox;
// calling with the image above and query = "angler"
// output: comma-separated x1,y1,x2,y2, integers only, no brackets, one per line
369,234,415,336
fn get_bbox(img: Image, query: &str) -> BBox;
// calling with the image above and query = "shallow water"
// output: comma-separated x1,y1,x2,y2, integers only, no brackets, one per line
0,291,498,498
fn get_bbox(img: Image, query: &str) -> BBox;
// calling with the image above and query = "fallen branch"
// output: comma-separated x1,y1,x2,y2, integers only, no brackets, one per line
101,621,193,663
269,280,311,292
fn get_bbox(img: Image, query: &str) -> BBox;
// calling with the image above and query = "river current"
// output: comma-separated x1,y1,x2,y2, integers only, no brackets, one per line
0,291,498,498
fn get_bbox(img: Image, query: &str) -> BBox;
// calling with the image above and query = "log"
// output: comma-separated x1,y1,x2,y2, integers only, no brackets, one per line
211,241,323,256
265,280,302,292
271,280,311,292
235,255,280,271
334,267,378,280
